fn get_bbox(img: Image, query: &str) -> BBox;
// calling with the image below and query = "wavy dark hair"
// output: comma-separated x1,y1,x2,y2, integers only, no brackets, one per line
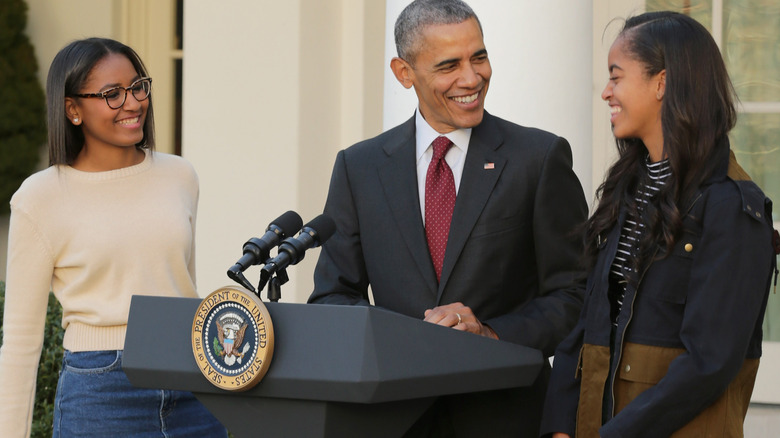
585,11,737,272
46,37,155,166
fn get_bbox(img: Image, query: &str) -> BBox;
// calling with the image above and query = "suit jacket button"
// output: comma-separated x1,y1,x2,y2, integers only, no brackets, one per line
684,243,693,252
624,364,631,373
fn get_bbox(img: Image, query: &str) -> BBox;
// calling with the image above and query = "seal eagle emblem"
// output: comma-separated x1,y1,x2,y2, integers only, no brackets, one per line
192,285,274,391
215,312,248,364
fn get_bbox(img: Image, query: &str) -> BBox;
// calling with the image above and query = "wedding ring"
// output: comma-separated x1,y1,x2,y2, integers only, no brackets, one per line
456,313,462,325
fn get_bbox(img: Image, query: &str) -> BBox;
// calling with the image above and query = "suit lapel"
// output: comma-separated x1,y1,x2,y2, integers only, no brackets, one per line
377,116,439,297
437,113,506,301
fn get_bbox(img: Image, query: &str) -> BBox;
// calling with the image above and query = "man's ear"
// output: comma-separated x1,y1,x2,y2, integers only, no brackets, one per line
655,69,666,101
390,57,415,90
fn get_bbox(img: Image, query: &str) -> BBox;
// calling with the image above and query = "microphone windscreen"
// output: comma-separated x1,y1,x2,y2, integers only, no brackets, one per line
274,210,303,236
305,214,336,243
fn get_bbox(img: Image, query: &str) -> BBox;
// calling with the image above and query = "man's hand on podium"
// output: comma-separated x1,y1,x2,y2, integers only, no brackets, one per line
423,302,499,340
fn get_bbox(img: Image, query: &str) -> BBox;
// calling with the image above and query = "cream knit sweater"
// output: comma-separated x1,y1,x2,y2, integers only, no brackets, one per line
0,150,199,437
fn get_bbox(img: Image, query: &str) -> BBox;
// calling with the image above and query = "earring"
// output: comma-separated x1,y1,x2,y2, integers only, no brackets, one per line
73,117,79,123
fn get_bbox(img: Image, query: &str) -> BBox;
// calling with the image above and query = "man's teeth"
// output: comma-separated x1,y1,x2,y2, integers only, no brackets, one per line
452,93,478,104
610,106,622,115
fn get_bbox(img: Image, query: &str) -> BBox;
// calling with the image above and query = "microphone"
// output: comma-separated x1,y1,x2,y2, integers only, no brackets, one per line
227,211,303,290
258,214,336,289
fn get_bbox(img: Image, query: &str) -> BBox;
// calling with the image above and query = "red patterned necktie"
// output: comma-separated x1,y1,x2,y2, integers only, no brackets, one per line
425,136,455,282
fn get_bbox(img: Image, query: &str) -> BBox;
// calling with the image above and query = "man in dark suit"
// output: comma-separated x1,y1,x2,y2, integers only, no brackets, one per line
308,0,588,436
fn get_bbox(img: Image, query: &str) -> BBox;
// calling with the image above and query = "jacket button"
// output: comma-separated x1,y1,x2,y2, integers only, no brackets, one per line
624,364,631,373
684,243,693,252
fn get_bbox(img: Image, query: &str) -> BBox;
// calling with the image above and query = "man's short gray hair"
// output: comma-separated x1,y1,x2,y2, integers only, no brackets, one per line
394,0,482,63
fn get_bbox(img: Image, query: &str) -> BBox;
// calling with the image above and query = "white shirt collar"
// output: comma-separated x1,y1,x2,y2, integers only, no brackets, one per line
414,109,471,161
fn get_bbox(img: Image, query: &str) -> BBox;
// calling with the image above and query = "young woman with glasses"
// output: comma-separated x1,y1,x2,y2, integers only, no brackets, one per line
0,38,226,437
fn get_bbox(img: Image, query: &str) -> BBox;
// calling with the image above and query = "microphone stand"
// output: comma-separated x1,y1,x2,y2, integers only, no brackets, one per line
264,268,289,302
226,263,289,302
227,267,256,293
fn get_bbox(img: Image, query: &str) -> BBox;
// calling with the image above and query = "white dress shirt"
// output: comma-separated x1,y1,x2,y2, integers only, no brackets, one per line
414,109,472,224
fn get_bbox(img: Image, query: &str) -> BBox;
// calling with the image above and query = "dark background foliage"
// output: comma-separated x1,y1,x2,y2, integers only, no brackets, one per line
0,0,47,215
0,281,65,437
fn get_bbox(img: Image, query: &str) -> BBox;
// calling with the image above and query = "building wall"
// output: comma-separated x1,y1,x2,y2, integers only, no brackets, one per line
25,0,117,86
183,1,385,301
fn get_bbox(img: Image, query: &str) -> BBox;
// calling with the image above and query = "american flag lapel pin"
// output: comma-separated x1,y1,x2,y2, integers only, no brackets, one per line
484,162,495,170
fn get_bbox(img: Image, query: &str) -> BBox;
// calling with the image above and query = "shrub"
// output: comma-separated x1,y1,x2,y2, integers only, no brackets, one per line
0,0,47,215
0,281,65,437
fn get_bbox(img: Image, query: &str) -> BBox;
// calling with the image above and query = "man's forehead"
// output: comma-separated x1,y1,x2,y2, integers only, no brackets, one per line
412,18,485,60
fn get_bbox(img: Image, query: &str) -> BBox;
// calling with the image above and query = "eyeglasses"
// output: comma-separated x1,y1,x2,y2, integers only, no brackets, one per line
74,77,152,109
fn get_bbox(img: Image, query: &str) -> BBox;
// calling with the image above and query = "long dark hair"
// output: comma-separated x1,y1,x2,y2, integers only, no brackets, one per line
46,37,155,166
585,11,737,270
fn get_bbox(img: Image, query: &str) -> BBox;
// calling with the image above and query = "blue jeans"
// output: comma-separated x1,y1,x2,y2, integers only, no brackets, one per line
53,350,227,437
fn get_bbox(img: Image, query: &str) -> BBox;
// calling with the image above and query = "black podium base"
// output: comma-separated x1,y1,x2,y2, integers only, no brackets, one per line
198,393,434,437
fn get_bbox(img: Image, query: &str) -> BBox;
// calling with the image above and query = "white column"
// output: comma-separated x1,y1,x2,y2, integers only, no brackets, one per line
183,1,383,302
384,0,594,200
184,2,303,297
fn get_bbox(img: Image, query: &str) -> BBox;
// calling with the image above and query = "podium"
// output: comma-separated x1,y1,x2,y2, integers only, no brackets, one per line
123,295,543,437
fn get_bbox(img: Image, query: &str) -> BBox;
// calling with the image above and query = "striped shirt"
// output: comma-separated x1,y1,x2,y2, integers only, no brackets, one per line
608,158,672,326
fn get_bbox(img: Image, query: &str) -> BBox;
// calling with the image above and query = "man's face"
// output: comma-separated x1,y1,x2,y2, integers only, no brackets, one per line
394,17,491,134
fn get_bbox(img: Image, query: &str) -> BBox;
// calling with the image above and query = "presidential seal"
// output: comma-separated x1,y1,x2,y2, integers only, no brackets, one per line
192,285,274,391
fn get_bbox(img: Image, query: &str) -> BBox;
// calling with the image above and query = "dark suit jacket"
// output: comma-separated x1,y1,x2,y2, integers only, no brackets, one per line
309,111,588,436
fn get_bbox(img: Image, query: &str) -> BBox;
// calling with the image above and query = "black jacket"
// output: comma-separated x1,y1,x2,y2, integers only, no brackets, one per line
542,147,777,437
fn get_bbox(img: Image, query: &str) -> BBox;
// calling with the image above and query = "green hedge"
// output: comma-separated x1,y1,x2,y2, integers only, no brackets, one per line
0,0,47,215
0,281,64,437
